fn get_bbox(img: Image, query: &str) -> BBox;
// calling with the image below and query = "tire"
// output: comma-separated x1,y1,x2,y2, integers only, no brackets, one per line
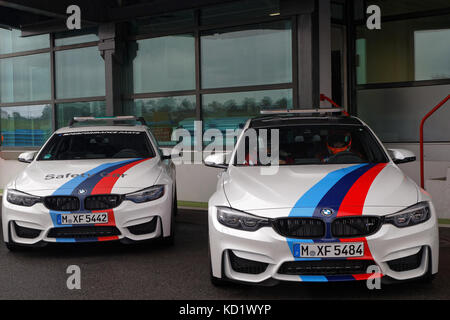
420,273,437,284
173,188,178,216
5,241,23,252
211,273,228,286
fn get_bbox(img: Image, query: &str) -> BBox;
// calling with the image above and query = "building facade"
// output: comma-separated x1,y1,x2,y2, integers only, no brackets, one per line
0,0,449,212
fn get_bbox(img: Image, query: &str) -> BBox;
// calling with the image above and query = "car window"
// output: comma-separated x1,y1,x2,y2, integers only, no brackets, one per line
37,131,155,160
234,125,388,166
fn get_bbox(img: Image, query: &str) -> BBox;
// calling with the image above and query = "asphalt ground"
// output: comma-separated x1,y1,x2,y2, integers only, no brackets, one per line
0,208,449,300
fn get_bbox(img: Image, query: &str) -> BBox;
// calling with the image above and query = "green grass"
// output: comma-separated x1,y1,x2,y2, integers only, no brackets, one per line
177,200,208,209
438,219,450,225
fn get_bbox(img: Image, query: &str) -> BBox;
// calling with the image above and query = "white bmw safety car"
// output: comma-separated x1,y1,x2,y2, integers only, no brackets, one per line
205,109,439,285
2,116,177,250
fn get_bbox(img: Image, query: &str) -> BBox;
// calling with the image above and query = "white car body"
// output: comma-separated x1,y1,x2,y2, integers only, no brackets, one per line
208,114,439,284
2,124,176,247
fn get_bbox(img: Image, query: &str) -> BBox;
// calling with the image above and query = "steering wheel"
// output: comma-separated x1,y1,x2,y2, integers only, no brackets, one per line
327,151,363,164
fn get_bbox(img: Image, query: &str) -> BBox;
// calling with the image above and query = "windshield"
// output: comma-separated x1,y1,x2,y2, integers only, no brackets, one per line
234,125,389,166
37,131,155,160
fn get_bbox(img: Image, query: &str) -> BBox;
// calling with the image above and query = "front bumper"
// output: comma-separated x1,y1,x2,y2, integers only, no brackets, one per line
2,189,173,245
209,206,439,283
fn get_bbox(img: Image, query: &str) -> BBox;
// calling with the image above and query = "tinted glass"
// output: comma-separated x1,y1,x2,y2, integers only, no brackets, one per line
357,85,450,142
234,125,388,166
356,14,450,84
0,53,51,103
201,21,292,88
37,131,155,160
55,46,105,99
0,29,49,54
0,104,52,147
133,35,195,93
56,101,106,128
126,96,196,146
55,28,99,46
202,89,292,146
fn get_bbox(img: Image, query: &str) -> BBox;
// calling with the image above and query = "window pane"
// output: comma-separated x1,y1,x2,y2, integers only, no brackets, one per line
201,21,292,89
55,46,105,99
201,0,280,26
0,104,52,147
56,101,106,129
55,28,98,46
357,86,450,142
132,35,195,93
331,2,345,21
202,89,292,145
126,96,196,146
0,53,51,103
0,29,49,54
415,29,450,81
356,14,450,84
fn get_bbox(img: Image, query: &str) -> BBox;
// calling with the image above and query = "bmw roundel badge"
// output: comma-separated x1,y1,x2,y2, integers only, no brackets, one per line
320,208,333,216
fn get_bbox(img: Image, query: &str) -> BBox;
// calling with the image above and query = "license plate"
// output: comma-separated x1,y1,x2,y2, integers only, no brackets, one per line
57,213,108,225
293,242,364,258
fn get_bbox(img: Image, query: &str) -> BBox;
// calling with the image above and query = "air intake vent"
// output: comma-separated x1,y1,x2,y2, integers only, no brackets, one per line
387,247,423,272
278,260,375,276
228,251,268,275
47,226,120,239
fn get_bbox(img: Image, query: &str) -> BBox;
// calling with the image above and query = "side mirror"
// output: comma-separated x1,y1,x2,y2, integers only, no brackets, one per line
18,151,37,163
204,153,228,169
160,148,180,160
387,148,416,164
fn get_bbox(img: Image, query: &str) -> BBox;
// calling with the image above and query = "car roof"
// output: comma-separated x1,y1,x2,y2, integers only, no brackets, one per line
54,125,148,134
249,114,363,129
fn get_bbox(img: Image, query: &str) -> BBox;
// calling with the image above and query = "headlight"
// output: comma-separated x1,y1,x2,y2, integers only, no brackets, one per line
384,202,430,228
216,206,270,231
124,185,165,203
6,189,42,207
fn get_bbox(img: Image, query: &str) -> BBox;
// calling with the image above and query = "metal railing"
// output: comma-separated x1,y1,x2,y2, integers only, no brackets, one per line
420,94,450,189
319,94,350,116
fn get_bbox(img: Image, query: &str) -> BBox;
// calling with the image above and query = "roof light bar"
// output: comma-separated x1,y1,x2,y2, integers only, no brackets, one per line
260,108,344,114
68,116,147,126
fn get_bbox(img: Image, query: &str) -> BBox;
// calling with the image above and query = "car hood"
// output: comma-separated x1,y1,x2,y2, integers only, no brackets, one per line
13,157,160,196
223,163,418,217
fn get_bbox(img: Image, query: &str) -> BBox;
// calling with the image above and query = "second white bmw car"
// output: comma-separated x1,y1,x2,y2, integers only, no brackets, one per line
2,116,177,250
205,110,439,285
